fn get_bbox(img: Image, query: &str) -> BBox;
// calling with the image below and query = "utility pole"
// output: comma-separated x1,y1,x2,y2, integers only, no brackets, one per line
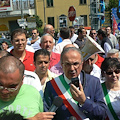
43,0,46,26
21,0,24,19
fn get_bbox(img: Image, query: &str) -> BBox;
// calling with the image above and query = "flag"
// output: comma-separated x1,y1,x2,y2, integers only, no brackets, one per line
113,16,118,35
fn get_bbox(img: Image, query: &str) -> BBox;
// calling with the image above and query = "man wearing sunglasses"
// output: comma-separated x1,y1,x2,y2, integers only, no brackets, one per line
0,56,55,120
27,28,41,51
89,29,101,45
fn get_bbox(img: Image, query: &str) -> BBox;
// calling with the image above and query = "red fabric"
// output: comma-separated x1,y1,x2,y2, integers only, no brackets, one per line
113,16,118,35
50,78,82,120
48,52,60,69
95,54,104,68
10,50,35,72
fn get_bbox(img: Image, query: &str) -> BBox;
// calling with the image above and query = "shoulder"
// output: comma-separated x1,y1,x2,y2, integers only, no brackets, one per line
24,70,38,79
20,84,40,94
26,45,35,53
85,73,100,84
48,69,58,78
51,52,60,57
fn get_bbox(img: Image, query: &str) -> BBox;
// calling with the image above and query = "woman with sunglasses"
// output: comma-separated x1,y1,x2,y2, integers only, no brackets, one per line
101,57,120,120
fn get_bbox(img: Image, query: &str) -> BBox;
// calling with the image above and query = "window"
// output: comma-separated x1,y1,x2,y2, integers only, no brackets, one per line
80,15,87,26
59,14,67,28
48,17,54,27
46,0,53,7
80,0,86,4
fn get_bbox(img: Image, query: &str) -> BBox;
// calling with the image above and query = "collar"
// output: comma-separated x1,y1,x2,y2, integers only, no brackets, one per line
63,74,81,85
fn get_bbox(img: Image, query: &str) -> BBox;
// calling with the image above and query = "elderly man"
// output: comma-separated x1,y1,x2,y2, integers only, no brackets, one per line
40,34,60,69
44,47,107,120
44,24,55,37
0,56,55,120
105,26,119,49
27,28,41,51
10,28,35,72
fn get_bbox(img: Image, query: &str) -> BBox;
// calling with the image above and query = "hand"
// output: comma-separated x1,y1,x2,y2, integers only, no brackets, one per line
28,112,56,120
70,83,86,105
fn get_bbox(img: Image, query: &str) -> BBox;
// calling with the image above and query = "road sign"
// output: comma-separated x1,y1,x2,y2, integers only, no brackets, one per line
118,22,120,31
68,6,76,21
17,19,27,27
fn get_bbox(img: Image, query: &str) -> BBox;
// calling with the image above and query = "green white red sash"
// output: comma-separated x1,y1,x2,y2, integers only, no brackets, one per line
101,83,119,120
51,75,89,120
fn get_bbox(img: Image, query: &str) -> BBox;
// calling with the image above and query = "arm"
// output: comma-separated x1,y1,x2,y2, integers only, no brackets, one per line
104,43,111,57
70,77,107,119
28,112,56,120
31,38,39,44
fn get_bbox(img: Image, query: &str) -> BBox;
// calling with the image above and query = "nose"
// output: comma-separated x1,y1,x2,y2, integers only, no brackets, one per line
1,88,9,94
112,72,116,76
18,40,22,44
41,62,46,66
70,64,75,70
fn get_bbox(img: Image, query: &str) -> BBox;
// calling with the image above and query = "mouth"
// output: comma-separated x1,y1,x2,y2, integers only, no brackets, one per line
69,71,76,76
1,94,10,100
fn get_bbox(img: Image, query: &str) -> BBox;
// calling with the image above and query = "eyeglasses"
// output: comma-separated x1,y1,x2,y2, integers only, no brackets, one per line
32,33,36,34
105,69,120,75
62,62,82,69
0,81,21,92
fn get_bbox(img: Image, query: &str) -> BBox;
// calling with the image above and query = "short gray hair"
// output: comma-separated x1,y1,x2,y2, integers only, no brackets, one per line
41,33,55,43
107,49,120,58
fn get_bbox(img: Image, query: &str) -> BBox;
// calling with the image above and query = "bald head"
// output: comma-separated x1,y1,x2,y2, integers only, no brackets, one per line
107,49,120,58
44,24,55,37
0,56,25,77
0,50,12,58
63,44,75,50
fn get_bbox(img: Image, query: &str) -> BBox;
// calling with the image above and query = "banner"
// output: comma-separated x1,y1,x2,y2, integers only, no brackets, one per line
0,0,13,12
113,16,118,35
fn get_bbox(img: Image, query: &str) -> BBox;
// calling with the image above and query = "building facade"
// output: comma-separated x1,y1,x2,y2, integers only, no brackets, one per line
35,0,91,30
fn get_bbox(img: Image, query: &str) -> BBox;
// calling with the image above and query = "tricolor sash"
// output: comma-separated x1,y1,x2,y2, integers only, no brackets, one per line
101,83,119,120
51,75,89,120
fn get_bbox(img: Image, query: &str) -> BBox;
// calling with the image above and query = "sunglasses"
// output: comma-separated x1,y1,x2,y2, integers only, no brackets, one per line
32,33,36,34
91,33,96,35
105,69,120,75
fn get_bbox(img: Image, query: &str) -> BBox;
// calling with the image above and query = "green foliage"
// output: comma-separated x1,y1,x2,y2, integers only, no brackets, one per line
105,0,119,26
37,27,44,36
33,15,43,28
106,0,119,11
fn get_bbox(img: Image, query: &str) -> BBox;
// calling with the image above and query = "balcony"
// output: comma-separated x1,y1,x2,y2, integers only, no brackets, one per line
0,0,35,18
12,0,35,10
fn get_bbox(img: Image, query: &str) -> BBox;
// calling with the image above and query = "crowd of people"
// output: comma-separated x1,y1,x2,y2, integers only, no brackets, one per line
0,24,120,120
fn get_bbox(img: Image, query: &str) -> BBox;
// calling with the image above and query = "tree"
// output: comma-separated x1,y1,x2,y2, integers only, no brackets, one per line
105,0,119,26
33,15,43,28
105,0,119,11
33,15,44,36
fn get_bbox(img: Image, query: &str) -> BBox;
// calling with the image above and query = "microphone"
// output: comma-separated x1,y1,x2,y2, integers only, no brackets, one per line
48,96,63,112
69,116,77,120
